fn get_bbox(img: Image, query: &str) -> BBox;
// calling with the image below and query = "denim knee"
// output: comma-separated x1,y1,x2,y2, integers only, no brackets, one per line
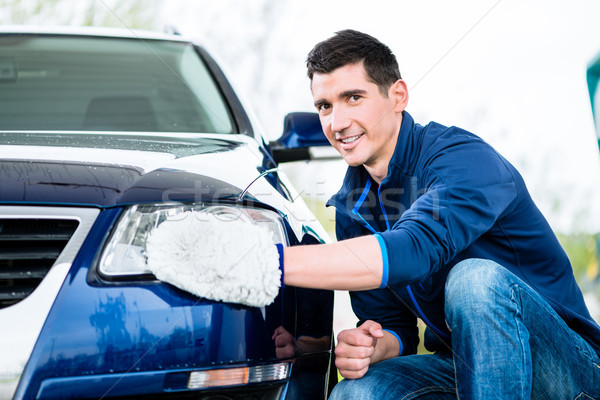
329,377,373,400
329,355,458,400
445,258,509,322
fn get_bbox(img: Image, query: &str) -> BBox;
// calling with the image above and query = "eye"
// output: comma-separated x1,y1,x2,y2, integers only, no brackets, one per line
349,95,361,103
318,103,331,112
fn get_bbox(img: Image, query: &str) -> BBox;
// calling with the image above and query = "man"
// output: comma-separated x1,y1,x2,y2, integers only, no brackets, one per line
282,30,600,398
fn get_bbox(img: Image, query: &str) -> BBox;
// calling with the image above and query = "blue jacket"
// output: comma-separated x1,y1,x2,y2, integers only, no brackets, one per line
327,112,600,355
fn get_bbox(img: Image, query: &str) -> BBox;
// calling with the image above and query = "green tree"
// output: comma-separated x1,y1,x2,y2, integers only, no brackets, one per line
0,0,162,29
558,233,600,289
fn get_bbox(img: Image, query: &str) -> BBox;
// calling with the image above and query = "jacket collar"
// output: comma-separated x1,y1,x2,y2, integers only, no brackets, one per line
327,111,422,217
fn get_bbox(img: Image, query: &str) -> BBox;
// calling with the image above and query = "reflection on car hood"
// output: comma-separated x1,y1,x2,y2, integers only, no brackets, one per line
0,131,274,207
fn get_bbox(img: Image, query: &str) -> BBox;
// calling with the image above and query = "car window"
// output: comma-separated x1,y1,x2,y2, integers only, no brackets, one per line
0,35,234,134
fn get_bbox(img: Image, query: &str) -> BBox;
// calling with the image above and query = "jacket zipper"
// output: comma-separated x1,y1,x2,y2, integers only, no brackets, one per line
351,178,377,233
353,178,449,339
406,285,450,339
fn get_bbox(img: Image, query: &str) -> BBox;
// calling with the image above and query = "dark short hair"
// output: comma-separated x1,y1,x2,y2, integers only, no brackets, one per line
306,29,401,94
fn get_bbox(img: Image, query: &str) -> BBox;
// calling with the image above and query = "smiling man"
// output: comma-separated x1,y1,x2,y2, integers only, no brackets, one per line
282,29,600,399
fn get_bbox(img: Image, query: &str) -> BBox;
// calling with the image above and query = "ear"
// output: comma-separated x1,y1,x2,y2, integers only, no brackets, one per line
388,79,409,113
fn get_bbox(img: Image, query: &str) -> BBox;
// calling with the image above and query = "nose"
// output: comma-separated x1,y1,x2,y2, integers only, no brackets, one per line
330,107,351,135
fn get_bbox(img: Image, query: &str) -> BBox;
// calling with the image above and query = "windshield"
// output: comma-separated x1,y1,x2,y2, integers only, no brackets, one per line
0,34,234,134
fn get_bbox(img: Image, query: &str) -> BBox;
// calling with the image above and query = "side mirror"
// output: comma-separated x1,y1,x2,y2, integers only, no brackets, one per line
270,112,339,163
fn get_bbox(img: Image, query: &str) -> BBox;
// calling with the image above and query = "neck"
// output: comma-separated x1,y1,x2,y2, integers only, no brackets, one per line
364,164,388,184
364,125,401,185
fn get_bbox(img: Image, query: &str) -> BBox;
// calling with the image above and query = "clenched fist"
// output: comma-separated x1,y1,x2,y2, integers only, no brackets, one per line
334,320,385,379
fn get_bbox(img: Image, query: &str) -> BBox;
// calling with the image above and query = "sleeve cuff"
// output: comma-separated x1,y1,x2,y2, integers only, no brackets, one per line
275,243,284,288
382,329,404,356
373,233,389,288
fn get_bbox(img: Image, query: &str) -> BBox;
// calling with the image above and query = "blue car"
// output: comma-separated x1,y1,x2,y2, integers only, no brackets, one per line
0,26,335,400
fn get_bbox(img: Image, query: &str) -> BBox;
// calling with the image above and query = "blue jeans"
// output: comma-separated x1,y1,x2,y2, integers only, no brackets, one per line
329,259,600,399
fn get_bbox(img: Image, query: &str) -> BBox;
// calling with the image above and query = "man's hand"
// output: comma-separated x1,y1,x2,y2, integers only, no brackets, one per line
334,320,384,379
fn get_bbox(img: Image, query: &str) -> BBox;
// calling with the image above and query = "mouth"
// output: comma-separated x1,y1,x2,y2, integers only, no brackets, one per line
338,133,364,145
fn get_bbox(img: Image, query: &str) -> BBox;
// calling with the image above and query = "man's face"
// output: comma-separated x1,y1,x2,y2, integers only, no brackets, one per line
311,62,405,174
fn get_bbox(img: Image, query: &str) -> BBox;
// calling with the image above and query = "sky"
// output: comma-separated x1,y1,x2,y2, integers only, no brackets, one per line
159,0,600,234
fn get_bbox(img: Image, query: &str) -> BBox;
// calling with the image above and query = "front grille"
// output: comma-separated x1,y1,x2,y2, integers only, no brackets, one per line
0,218,79,309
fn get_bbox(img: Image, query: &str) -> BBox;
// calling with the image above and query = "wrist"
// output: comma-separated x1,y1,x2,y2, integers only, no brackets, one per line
371,331,401,364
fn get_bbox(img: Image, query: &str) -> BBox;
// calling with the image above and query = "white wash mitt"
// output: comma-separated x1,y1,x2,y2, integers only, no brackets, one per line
145,211,282,307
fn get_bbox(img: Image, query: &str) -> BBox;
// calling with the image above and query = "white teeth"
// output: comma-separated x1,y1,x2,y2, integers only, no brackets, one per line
341,135,361,144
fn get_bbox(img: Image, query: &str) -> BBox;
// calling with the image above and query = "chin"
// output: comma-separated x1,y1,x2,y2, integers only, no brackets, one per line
342,156,365,167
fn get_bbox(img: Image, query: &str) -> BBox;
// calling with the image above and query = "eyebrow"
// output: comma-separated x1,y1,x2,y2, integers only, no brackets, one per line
313,99,328,108
313,89,368,108
340,89,367,98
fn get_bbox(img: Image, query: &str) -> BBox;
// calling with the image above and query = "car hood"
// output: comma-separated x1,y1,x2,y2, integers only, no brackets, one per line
0,131,280,207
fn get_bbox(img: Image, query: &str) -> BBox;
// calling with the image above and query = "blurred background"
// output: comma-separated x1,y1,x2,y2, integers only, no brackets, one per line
2,0,600,338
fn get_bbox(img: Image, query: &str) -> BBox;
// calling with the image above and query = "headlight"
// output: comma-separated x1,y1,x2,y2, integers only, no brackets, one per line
99,203,287,277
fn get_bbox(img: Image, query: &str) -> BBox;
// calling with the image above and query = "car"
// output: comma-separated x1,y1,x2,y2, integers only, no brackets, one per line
0,26,336,400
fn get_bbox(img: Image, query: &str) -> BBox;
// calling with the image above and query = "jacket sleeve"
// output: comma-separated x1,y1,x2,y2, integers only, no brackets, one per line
335,209,419,355
378,139,519,287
